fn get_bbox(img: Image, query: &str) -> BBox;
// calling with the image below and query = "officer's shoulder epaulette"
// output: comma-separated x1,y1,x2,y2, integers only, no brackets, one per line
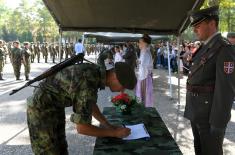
221,37,232,46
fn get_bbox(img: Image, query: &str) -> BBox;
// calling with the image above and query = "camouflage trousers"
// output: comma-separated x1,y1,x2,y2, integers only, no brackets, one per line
27,105,68,155
31,54,35,63
12,61,21,79
23,61,31,77
0,59,3,73
36,53,40,63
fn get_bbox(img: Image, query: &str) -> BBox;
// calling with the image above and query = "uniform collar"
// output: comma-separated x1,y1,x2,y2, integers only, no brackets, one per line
99,67,106,90
203,32,220,45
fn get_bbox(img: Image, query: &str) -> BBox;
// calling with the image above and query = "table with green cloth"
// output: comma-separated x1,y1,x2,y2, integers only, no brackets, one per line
93,106,182,155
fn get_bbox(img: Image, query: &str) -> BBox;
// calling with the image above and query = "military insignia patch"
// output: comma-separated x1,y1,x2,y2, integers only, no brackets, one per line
224,62,234,74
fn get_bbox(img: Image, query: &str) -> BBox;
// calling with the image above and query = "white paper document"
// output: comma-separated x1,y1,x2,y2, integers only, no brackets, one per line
123,123,150,140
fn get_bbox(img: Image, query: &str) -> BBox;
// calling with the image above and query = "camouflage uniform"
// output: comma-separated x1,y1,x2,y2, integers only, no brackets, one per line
7,42,13,63
22,45,31,80
11,47,22,80
0,43,5,80
34,42,41,63
30,43,35,63
65,43,70,59
27,63,102,155
97,49,114,89
70,43,75,57
42,43,49,63
49,44,56,63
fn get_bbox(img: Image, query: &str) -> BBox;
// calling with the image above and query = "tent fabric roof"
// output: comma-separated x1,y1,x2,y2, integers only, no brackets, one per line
43,0,204,35
84,32,169,43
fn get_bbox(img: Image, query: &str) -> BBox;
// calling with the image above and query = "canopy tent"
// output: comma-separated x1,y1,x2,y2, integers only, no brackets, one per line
42,0,204,35
42,0,205,104
84,32,169,44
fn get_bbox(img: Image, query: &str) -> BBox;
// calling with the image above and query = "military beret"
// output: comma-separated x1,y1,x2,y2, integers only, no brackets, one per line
190,5,219,27
115,62,137,90
227,32,235,38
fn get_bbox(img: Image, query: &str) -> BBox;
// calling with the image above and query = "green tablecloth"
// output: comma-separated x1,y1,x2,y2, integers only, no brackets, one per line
93,106,182,155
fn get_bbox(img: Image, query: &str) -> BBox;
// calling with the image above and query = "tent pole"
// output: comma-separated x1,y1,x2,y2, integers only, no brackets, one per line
177,35,181,105
166,41,173,99
82,33,85,55
59,29,63,62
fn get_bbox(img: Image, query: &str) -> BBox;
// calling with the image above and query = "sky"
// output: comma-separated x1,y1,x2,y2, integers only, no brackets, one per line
4,0,35,9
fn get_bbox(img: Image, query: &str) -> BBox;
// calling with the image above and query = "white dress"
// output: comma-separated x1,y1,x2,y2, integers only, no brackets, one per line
114,52,124,63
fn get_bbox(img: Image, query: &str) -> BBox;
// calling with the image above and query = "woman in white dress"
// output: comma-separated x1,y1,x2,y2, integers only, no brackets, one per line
114,46,124,63
135,34,154,107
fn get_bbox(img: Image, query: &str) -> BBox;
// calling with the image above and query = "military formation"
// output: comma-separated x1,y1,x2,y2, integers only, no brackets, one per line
0,41,80,80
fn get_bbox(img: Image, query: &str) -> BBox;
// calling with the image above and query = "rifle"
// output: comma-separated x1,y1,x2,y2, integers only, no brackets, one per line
9,54,94,95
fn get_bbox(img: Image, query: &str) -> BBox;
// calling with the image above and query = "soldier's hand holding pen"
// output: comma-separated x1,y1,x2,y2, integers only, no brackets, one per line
114,126,131,138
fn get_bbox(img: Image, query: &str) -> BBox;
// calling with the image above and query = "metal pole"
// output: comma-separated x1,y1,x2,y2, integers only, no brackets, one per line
167,41,173,99
177,36,181,105
59,29,63,62
82,33,85,55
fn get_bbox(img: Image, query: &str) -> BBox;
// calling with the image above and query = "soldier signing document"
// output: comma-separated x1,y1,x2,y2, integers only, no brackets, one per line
26,52,137,154
184,6,235,155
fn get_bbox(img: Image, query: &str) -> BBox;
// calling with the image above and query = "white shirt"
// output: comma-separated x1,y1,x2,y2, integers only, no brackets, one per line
138,47,153,80
74,42,85,54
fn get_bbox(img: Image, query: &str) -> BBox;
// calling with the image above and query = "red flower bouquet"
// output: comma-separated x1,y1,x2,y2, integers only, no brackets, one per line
111,93,139,115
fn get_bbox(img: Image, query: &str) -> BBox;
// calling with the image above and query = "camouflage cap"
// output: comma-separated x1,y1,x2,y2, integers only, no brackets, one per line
13,41,20,44
24,42,30,45
190,5,219,27
227,32,235,38
114,62,137,90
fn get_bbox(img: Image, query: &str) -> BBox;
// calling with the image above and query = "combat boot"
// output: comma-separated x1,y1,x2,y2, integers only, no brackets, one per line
16,76,21,80
25,76,29,81
0,73,4,80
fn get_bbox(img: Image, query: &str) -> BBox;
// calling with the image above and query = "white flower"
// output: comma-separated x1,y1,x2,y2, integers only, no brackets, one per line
107,96,112,102
120,105,127,110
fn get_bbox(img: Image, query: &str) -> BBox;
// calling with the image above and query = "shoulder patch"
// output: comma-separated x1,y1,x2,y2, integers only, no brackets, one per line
224,62,234,74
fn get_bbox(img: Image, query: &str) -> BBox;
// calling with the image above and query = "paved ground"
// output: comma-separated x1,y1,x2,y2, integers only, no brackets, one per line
0,54,234,155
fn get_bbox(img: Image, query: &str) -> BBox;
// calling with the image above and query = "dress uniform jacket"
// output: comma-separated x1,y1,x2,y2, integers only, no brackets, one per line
184,33,235,128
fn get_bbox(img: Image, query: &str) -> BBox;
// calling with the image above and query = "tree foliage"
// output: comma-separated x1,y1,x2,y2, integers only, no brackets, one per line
0,0,83,43
182,0,235,40
0,0,234,42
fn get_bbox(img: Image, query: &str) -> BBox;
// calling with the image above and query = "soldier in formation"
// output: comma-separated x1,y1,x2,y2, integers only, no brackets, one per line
0,40,5,80
34,42,41,63
22,42,31,80
42,42,49,63
29,42,35,63
11,41,22,80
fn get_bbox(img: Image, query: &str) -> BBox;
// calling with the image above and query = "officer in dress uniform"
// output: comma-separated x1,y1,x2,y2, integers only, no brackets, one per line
184,6,235,155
